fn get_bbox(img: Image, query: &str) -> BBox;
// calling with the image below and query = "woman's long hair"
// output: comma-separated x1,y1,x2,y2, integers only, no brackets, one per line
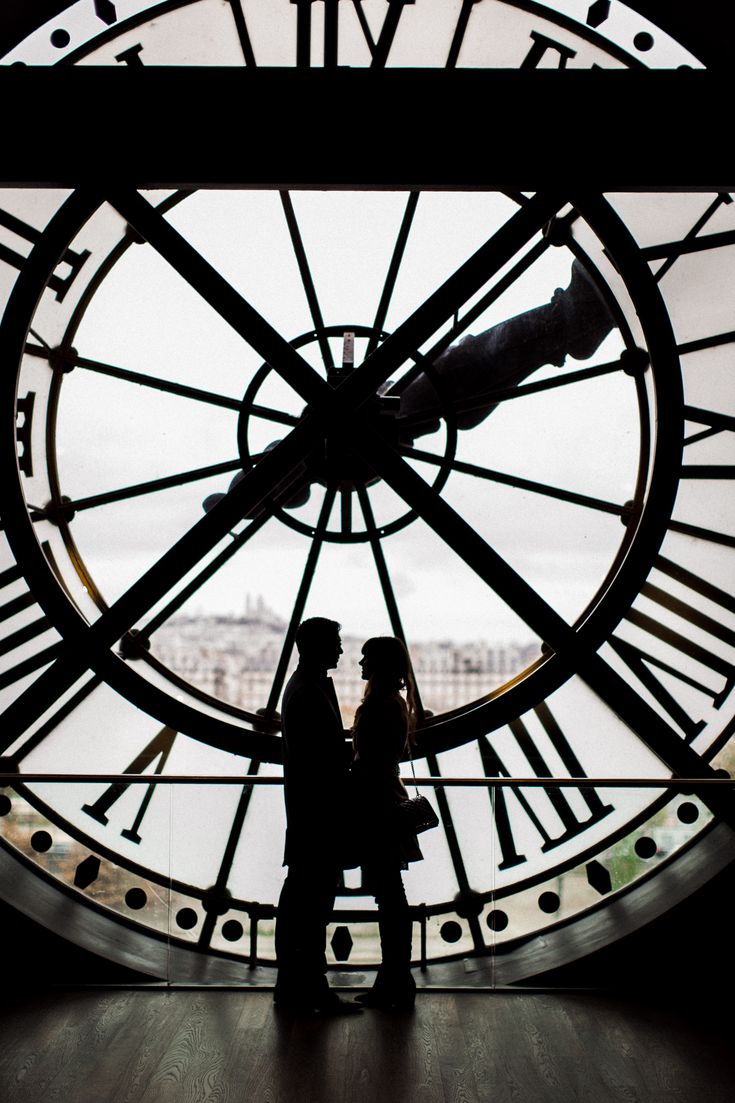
352,636,419,749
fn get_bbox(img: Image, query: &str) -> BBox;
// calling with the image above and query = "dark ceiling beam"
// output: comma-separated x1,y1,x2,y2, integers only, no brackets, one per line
1,68,733,190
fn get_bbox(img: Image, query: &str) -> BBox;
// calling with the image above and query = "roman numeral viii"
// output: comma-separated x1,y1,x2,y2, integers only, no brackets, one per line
479,701,613,870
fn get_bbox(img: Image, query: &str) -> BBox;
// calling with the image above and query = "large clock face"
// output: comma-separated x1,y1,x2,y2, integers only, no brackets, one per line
0,2,733,983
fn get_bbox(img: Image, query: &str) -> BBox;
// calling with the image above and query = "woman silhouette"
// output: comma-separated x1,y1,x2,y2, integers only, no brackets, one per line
350,636,423,1008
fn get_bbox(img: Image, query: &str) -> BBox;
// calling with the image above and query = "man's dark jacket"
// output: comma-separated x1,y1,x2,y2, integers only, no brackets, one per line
281,663,351,866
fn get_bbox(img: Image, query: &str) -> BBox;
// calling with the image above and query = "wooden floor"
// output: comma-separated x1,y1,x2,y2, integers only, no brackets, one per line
0,987,731,1103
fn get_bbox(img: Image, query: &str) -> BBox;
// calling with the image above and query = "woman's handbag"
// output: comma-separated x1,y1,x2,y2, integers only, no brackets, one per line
396,793,439,834
396,752,439,834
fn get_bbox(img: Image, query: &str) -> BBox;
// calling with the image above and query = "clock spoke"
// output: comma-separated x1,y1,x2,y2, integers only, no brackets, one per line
425,750,486,954
397,357,624,440
340,488,352,535
196,759,261,950
263,486,337,718
361,434,584,653
227,0,257,67
355,483,426,716
355,484,408,640
35,458,247,521
400,444,625,518
83,426,316,640
24,343,245,414
366,190,420,358
279,191,334,372
64,348,298,428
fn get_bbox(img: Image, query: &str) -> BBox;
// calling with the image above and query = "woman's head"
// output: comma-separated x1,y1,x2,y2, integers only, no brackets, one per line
359,636,410,690
358,636,418,736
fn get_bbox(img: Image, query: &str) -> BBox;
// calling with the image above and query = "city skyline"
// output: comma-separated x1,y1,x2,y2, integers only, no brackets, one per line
151,596,540,722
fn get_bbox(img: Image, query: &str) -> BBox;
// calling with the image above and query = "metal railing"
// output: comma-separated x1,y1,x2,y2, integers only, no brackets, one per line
0,774,732,786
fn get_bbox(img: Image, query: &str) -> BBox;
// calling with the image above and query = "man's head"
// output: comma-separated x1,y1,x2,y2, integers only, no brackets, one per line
295,617,342,670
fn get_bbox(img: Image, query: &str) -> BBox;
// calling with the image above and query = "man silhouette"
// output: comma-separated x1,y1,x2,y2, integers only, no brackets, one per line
273,617,360,1014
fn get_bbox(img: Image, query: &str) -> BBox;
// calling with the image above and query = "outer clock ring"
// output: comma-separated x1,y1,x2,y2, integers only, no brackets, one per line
0,188,684,761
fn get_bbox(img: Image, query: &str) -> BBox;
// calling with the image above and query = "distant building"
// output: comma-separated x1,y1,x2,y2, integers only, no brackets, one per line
151,598,538,718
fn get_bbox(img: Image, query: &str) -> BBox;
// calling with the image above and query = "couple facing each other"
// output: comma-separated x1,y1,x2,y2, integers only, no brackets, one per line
274,616,423,1015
